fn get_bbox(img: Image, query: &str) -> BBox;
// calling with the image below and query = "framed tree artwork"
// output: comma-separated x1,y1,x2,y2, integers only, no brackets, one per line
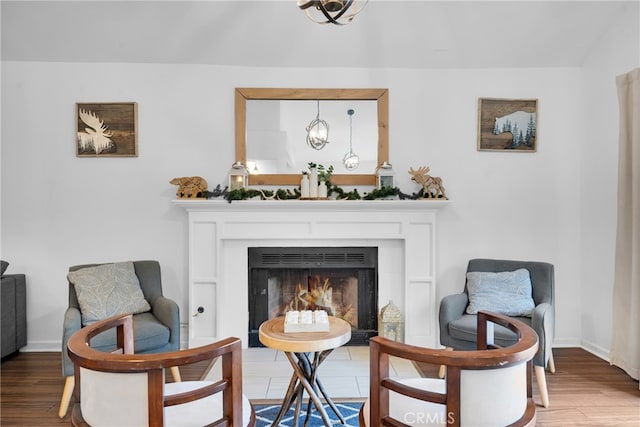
477,98,538,152
76,102,138,157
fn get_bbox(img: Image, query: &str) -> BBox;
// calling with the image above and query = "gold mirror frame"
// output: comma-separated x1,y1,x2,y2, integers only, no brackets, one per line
235,88,389,186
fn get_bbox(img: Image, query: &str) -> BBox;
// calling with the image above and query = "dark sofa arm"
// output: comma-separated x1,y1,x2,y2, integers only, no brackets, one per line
152,296,180,348
531,302,554,367
1,274,27,358
61,306,82,376
438,292,468,347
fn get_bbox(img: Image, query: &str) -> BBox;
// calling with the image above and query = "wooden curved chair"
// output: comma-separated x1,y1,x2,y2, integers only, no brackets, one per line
360,311,538,427
67,314,255,427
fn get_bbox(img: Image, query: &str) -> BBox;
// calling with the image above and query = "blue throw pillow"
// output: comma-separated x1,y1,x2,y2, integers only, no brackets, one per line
466,269,535,317
68,261,151,326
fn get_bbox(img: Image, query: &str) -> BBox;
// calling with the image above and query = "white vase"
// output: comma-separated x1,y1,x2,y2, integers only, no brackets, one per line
309,167,318,199
300,174,310,198
318,181,328,199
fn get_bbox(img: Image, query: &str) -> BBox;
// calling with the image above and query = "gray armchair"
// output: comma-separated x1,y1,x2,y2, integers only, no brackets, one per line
439,258,555,408
58,260,180,418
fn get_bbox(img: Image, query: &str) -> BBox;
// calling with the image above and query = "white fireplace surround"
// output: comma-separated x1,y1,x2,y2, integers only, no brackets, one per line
174,199,448,349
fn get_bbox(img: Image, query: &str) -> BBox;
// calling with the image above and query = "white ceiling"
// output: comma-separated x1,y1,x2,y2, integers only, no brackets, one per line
1,0,637,68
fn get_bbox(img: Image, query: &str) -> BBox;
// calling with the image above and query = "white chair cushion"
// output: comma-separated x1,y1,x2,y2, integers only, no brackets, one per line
80,369,149,426
362,365,528,426
164,381,253,427
362,378,447,426
80,372,252,427
459,365,528,426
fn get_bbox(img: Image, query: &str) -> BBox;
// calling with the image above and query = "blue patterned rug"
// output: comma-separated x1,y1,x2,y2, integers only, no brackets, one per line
252,401,363,426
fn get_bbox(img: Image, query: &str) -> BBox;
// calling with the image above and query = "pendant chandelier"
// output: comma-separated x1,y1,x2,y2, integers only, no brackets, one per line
306,100,330,150
343,109,359,170
297,0,368,25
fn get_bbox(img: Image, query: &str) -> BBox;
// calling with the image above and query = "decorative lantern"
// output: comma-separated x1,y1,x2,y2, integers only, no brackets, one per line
306,100,330,151
343,109,359,170
378,300,404,343
376,161,395,189
228,161,248,191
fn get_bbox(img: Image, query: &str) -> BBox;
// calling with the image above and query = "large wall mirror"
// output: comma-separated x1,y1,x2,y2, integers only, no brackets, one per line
235,88,389,186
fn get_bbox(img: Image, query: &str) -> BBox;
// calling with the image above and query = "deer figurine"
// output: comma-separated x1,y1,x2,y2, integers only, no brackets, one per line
408,166,447,199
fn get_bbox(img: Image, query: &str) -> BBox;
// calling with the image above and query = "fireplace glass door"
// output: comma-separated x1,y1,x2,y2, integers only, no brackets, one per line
248,247,378,347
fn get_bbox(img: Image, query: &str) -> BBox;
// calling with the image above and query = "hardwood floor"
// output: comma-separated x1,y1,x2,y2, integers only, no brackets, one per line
1,348,638,426
534,348,639,426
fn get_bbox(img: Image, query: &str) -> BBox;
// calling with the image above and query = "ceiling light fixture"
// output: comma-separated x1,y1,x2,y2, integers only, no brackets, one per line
343,109,359,170
297,0,368,25
306,100,330,150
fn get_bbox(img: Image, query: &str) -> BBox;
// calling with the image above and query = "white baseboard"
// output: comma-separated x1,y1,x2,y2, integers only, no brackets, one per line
551,337,582,348
580,339,611,362
20,335,614,365
20,341,60,352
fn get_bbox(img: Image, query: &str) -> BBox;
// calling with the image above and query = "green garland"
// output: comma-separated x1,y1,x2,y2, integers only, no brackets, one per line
211,181,445,202
224,187,300,202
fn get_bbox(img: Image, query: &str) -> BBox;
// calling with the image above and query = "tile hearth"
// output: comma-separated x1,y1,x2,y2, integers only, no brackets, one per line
237,345,419,401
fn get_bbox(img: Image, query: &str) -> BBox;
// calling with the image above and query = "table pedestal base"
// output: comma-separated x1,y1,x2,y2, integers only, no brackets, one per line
272,350,345,427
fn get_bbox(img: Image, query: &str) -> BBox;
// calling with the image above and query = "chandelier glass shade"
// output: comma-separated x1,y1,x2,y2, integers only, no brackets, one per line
297,0,368,25
343,108,359,170
306,100,330,150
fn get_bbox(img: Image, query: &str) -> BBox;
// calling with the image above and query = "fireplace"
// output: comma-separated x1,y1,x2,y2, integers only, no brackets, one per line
174,199,447,349
247,247,378,347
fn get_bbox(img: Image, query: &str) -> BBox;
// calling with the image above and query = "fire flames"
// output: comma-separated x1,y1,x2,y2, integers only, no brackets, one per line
282,275,356,327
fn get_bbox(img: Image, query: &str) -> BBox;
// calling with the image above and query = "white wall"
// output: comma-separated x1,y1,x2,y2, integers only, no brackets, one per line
579,6,640,359
2,63,591,351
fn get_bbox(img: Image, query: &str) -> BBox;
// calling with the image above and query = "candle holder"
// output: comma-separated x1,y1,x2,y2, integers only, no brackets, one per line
376,161,395,189
379,300,404,343
228,162,249,191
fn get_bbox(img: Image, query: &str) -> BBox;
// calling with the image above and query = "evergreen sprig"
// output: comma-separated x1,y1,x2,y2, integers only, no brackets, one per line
216,184,441,202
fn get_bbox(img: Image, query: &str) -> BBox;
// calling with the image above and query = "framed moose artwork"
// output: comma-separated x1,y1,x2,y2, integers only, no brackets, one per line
76,102,138,157
477,98,538,152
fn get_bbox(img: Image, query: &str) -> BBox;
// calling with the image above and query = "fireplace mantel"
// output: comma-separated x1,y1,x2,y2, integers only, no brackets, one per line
172,199,449,211
173,199,449,348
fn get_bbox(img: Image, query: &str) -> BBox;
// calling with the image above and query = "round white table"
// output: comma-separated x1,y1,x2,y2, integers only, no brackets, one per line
259,316,352,426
